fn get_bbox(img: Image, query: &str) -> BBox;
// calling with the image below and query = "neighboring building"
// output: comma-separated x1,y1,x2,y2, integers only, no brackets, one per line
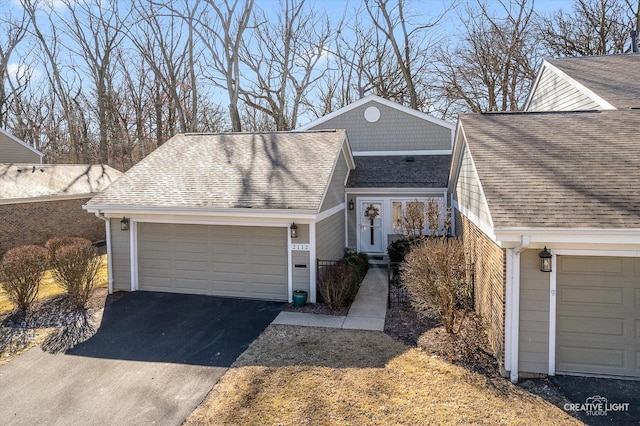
84,131,354,303
0,164,122,254
0,128,43,163
449,54,640,381
298,95,455,255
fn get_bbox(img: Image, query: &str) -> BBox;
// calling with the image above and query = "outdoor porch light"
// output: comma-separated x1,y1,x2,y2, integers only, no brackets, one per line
348,199,354,210
539,246,552,272
290,222,298,238
120,217,130,231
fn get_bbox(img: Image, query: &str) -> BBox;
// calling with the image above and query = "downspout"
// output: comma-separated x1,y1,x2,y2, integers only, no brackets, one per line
94,212,113,294
506,235,529,383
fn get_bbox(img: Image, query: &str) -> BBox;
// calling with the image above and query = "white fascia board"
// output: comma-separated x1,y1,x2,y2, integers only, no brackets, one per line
523,60,546,111
543,61,617,110
0,128,44,160
447,120,466,190
83,205,319,221
495,227,640,247
318,139,352,214
353,150,452,156
2,193,96,205
345,187,448,195
295,94,455,131
341,134,356,169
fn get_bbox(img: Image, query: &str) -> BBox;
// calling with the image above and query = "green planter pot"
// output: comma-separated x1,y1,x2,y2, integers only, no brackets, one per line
292,290,308,307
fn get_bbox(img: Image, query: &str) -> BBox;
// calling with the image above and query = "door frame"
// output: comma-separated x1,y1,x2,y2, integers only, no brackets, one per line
357,198,386,253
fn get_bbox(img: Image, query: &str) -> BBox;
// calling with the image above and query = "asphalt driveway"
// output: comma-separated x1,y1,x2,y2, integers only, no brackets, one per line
0,291,283,426
551,375,640,425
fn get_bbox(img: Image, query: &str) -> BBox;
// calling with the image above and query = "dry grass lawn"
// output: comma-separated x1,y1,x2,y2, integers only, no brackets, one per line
186,325,581,426
0,254,108,315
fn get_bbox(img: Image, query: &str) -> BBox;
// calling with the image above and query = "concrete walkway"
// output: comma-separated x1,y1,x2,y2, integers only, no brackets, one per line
272,267,388,331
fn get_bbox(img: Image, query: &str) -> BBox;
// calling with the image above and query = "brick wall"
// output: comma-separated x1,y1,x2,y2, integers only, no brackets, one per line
456,210,506,363
0,197,104,255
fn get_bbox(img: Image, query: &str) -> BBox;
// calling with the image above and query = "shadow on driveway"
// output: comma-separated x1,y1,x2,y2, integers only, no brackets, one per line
68,291,285,366
0,291,284,426
551,375,640,425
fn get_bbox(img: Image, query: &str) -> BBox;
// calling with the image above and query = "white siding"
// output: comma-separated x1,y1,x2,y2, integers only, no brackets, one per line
455,145,491,229
527,68,601,112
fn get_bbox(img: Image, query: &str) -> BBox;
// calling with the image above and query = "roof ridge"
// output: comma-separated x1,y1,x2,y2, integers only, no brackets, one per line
182,129,340,137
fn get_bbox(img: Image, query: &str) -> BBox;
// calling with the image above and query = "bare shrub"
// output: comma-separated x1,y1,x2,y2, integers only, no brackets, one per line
426,199,440,236
317,264,359,311
0,246,49,312
401,237,472,334
402,201,426,236
47,240,101,310
45,237,91,264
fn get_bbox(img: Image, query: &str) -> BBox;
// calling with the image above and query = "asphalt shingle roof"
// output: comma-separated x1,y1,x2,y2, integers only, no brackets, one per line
0,164,122,201
87,130,347,211
460,109,640,229
547,55,640,109
347,155,451,188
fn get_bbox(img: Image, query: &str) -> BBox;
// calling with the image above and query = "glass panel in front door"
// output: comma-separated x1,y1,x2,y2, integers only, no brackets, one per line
360,202,383,252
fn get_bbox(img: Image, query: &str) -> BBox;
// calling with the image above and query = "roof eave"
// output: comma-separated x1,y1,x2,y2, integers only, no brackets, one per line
494,226,640,248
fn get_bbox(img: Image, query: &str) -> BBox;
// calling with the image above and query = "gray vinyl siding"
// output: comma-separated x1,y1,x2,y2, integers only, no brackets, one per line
110,218,131,291
527,67,601,112
309,101,452,152
316,209,345,261
292,224,311,293
137,223,287,300
346,205,357,249
518,249,550,375
320,150,348,212
0,133,41,163
455,144,491,227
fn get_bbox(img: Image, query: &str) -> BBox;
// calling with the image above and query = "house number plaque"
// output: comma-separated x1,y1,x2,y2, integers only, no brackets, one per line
291,244,310,251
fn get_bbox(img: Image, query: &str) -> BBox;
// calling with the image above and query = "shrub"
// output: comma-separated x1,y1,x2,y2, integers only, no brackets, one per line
0,245,49,312
387,236,422,263
401,237,472,335
342,249,369,281
47,239,100,310
317,264,359,311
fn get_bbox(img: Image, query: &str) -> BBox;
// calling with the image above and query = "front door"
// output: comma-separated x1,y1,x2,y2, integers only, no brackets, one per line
359,201,384,253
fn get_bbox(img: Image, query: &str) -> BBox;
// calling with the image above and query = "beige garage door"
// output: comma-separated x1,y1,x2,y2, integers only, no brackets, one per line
137,223,287,301
556,256,640,378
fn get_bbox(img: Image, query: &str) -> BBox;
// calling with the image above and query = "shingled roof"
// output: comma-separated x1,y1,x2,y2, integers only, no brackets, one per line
347,155,450,188
547,54,640,109
87,130,348,211
459,109,640,229
0,164,122,202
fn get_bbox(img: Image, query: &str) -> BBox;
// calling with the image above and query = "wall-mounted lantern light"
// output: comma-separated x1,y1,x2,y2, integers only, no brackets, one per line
120,217,130,231
539,246,552,272
290,222,298,238
348,199,354,210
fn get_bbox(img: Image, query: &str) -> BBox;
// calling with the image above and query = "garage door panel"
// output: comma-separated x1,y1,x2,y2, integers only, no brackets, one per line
137,223,287,301
560,287,624,305
560,316,625,337
557,256,640,378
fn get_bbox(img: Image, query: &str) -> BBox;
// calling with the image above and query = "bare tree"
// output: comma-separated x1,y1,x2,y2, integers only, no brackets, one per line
364,0,446,111
537,0,635,56
436,0,539,115
239,0,335,130
194,0,254,132
0,4,27,128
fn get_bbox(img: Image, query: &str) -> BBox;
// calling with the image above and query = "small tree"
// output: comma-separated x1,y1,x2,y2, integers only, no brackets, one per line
0,245,49,312
46,238,100,309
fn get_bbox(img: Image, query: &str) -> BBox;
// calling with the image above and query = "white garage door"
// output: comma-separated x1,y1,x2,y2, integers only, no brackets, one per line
137,223,288,301
556,256,640,378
